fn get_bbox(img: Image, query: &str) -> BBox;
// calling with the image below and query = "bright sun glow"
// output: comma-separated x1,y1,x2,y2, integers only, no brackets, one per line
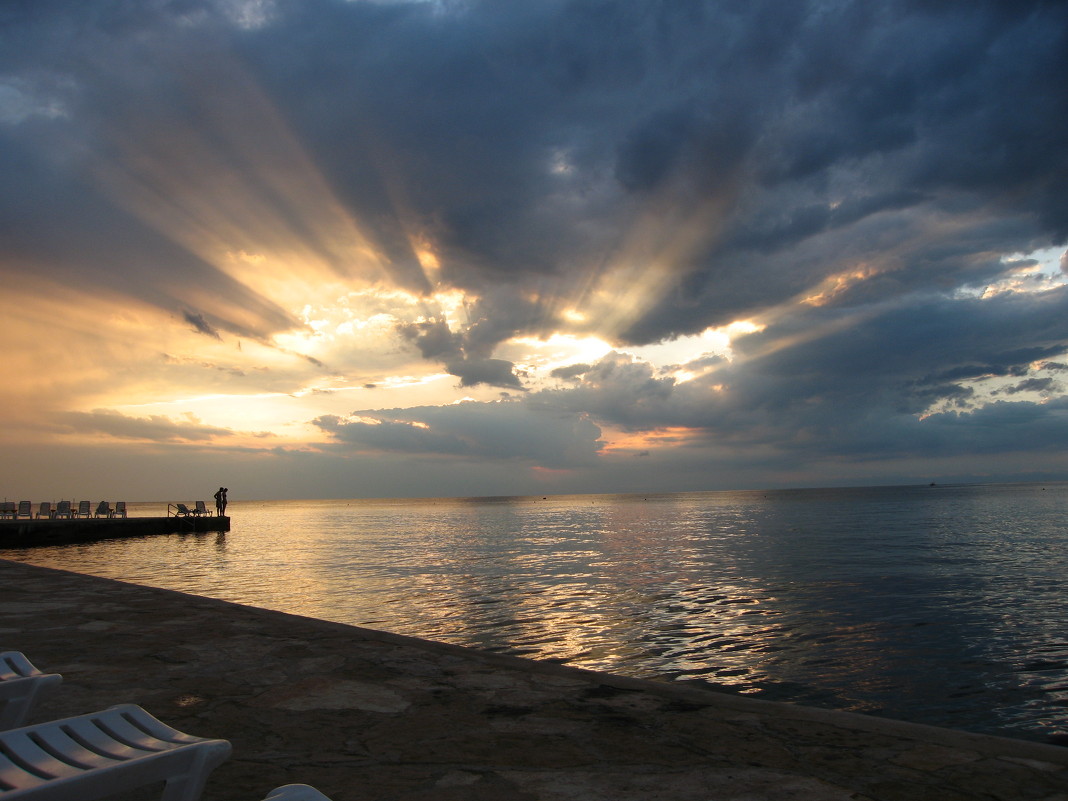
601,426,705,452
502,333,615,378
625,319,765,370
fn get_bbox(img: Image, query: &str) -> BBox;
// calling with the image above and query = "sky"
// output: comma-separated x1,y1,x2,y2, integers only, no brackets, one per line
2,0,1068,501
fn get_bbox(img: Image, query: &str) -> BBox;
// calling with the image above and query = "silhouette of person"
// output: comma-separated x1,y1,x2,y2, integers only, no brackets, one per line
214,487,228,516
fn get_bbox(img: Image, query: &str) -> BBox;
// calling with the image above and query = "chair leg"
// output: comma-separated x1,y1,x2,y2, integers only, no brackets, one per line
161,775,208,801
0,696,32,730
158,743,230,801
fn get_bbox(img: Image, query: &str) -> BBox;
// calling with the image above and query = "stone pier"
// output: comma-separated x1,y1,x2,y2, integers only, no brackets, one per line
0,515,230,546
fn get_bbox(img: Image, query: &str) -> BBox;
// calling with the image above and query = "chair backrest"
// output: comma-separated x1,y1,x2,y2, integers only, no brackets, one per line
78,500,91,515
36,502,51,515
55,500,72,516
0,703,230,800
17,501,31,517
96,501,110,514
176,503,190,513
0,501,13,515
195,501,207,514
115,501,126,513
0,651,45,684
0,651,63,730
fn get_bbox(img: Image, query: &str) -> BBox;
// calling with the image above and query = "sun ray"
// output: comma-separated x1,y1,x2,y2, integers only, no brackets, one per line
89,56,414,328
563,189,735,341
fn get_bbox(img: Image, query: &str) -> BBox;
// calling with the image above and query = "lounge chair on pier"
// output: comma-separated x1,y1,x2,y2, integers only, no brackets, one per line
193,501,208,516
114,501,127,518
52,500,73,519
95,501,113,518
173,503,193,517
34,502,52,519
0,502,14,519
0,651,62,731
75,500,91,518
0,703,231,801
15,501,32,519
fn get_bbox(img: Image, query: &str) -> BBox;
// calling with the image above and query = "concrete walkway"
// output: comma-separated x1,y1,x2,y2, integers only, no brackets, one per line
2,559,1067,801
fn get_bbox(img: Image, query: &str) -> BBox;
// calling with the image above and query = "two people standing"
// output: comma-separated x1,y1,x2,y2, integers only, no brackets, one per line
214,487,228,516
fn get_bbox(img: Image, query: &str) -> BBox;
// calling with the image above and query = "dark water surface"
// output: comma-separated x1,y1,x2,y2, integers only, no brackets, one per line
4,482,1067,742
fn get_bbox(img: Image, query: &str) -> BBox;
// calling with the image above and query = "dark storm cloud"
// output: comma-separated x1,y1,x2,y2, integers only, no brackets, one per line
395,286,544,386
1000,377,1059,396
396,319,463,360
4,0,1066,334
550,363,591,381
284,0,1063,349
537,286,1068,461
445,358,523,389
3,0,1068,480
183,310,221,340
314,401,602,467
723,289,1068,458
396,318,524,387
537,352,678,429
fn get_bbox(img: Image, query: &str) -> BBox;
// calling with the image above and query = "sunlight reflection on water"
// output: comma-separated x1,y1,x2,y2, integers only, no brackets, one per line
4,483,1068,741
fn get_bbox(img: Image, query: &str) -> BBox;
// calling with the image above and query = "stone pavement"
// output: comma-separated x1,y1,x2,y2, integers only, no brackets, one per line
2,559,1067,801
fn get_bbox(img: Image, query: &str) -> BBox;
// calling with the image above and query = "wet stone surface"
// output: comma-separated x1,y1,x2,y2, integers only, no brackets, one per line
2,559,1068,801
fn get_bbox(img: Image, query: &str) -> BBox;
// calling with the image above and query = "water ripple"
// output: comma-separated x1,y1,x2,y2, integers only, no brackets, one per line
4,483,1068,741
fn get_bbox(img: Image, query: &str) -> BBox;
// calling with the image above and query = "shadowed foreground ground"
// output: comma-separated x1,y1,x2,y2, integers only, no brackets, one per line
2,559,1067,801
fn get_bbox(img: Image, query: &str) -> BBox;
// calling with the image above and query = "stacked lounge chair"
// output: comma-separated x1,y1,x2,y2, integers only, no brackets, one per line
0,652,334,801
0,500,130,522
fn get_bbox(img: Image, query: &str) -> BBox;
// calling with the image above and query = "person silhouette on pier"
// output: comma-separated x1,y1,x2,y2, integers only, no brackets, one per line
214,487,228,517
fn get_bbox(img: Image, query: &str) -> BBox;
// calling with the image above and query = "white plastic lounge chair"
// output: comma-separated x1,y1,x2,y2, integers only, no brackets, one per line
94,501,113,518
0,703,231,801
34,502,52,519
114,501,127,518
193,501,208,517
75,500,91,518
264,785,333,800
0,652,62,731
52,501,72,519
15,501,32,519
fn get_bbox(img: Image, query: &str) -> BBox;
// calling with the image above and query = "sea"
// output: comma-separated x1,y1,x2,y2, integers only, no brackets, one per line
3,482,1067,743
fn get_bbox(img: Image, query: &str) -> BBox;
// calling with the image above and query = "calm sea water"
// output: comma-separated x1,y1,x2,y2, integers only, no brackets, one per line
4,482,1067,742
